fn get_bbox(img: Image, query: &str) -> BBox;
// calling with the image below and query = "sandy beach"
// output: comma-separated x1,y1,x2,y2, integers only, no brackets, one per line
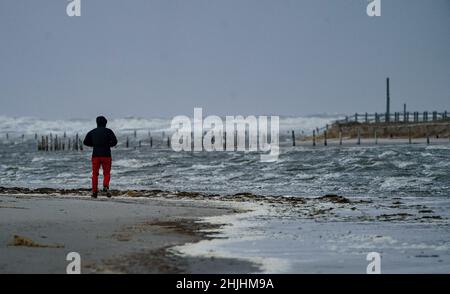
0,191,258,274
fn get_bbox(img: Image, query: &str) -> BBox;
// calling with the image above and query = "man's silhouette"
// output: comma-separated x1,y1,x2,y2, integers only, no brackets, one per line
83,116,118,198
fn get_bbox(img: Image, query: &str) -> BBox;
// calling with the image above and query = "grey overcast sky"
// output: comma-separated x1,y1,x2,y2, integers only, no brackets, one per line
0,0,449,119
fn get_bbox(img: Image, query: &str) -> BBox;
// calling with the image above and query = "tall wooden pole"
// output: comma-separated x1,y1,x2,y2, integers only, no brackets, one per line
386,77,390,123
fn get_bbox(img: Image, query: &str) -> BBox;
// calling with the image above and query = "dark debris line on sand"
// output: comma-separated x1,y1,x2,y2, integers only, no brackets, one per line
8,235,64,249
1,186,445,223
0,186,351,204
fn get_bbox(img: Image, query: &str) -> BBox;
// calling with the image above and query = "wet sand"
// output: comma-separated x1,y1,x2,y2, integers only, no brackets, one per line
0,192,258,274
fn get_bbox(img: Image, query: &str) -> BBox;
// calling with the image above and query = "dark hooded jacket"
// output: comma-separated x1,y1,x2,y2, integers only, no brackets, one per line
83,117,118,157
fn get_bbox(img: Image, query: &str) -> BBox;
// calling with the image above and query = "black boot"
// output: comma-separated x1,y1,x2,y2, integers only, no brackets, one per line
92,192,98,199
103,186,111,198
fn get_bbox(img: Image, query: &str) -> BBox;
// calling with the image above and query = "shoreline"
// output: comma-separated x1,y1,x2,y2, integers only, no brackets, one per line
1,187,449,273
0,191,259,274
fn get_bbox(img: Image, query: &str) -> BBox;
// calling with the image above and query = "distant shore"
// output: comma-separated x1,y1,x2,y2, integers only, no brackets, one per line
296,137,450,146
0,191,258,274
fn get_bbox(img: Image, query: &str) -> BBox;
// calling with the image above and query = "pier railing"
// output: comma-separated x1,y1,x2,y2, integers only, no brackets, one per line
301,110,450,145
335,110,448,125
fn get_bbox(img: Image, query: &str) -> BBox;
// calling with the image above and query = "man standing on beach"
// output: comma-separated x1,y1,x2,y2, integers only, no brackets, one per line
83,116,118,198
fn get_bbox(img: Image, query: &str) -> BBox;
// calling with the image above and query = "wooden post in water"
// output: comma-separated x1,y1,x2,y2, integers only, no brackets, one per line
386,77,390,122
126,136,129,148
374,130,378,145
426,129,430,145
357,128,361,145
408,127,412,144
312,130,316,146
223,131,227,151
324,130,327,146
201,131,205,150
403,104,407,122
167,137,170,148
291,130,295,147
134,130,137,138
45,136,49,151
35,133,37,140
339,130,342,146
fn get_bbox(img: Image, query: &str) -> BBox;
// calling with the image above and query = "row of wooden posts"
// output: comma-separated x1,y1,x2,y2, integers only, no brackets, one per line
35,132,165,151
125,131,169,149
37,133,83,151
35,131,256,151
7,126,450,151
2,132,82,151
2,131,171,151
125,131,269,150
34,131,176,151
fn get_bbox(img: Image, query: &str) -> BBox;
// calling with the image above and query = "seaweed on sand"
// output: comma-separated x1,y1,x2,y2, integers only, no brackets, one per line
8,235,64,248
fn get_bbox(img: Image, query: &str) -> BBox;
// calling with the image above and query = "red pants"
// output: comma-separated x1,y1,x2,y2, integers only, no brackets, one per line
91,157,112,193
